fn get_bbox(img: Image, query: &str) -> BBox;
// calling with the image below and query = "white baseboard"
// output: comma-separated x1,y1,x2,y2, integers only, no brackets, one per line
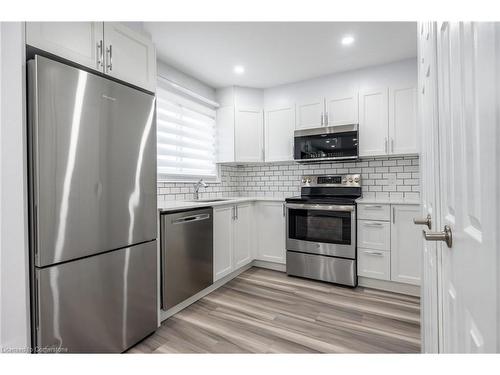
358,276,420,297
252,260,286,272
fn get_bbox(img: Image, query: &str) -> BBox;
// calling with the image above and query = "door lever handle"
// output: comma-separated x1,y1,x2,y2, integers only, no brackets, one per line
413,214,432,229
422,225,452,248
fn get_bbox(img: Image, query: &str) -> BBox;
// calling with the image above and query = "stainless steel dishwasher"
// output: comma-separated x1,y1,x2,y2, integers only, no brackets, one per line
160,207,213,310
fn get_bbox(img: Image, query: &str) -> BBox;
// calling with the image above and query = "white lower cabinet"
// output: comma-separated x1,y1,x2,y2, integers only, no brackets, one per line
358,249,390,280
233,203,253,268
213,203,253,282
213,205,234,281
255,201,286,264
357,203,421,286
390,204,422,285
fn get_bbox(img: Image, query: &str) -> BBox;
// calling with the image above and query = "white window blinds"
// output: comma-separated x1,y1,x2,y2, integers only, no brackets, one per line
156,83,218,181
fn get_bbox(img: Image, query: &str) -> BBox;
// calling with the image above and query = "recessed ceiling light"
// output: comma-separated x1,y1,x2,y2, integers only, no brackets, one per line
341,35,355,46
233,65,245,75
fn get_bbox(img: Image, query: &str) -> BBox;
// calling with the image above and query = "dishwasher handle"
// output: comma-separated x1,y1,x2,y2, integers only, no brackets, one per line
172,213,211,224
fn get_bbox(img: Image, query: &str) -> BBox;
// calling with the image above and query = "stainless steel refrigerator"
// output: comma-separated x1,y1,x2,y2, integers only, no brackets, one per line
27,55,158,353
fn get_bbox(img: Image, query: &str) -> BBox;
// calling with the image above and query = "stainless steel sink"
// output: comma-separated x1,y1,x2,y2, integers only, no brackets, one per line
188,198,232,203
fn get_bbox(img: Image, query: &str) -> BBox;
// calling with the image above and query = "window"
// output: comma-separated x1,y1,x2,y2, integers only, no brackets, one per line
156,81,218,181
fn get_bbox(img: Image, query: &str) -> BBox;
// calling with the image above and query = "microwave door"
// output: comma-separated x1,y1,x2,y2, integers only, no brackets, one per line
294,129,358,162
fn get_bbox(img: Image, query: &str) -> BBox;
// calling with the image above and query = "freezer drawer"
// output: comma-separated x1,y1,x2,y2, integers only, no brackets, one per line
286,251,357,287
161,208,213,310
35,241,157,353
28,56,157,267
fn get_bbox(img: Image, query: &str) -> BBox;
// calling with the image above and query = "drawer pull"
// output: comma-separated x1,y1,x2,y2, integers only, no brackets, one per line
363,222,384,227
364,205,384,209
364,251,385,256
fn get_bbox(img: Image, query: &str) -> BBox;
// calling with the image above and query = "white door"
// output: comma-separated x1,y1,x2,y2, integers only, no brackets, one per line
359,88,389,157
433,22,498,353
391,205,422,286
389,86,418,155
235,108,264,162
213,206,234,281
325,92,358,126
103,23,156,92
417,22,441,353
264,105,295,162
26,22,104,72
256,202,286,264
295,98,324,130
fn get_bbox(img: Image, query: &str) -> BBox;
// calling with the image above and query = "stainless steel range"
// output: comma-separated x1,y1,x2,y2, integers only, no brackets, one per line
285,174,361,287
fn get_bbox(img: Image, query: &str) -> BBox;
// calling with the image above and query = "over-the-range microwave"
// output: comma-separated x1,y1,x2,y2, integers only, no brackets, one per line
293,124,359,163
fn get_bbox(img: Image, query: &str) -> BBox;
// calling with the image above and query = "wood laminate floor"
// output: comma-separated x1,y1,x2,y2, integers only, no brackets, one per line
128,268,421,353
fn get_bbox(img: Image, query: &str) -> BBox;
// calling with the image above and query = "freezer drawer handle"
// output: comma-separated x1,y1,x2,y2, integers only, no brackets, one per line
173,213,210,224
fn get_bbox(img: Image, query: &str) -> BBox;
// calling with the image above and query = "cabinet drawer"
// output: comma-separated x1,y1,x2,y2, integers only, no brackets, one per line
357,220,391,251
357,249,390,281
357,204,390,221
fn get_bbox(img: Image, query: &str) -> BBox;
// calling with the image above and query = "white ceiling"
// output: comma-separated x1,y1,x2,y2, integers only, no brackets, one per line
144,22,417,89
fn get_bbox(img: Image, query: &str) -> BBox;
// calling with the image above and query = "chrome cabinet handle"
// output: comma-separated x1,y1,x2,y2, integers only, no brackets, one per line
282,203,286,217
235,205,238,220
364,250,384,256
385,138,388,153
391,138,394,153
392,207,395,224
363,222,383,227
320,112,324,126
364,205,383,209
324,112,329,126
106,44,113,72
414,214,432,230
96,40,103,69
423,225,453,248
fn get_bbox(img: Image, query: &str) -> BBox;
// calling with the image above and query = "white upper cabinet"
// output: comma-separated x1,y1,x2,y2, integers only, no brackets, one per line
215,87,264,163
359,88,389,157
390,205,422,286
264,105,295,162
26,22,156,92
26,22,104,72
389,86,418,155
103,23,156,92
295,98,324,130
325,92,359,126
235,108,264,162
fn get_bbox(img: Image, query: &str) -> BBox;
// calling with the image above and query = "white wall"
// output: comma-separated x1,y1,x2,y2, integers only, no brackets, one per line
0,22,31,351
264,58,417,108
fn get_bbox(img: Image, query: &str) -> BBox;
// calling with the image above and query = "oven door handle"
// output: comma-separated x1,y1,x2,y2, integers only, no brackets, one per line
285,203,354,212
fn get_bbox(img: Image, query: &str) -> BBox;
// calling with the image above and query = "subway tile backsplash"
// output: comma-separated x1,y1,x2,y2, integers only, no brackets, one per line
157,156,420,202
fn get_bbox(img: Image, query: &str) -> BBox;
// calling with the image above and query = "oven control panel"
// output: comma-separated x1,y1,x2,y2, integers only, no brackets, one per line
301,174,361,187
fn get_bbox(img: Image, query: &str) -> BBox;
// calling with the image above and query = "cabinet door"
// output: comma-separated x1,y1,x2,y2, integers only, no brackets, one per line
357,220,391,251
213,206,234,281
358,249,391,281
256,202,286,264
26,22,104,72
216,105,235,163
325,92,358,126
295,98,324,130
359,88,389,156
264,106,295,162
233,204,253,268
103,23,156,92
235,108,264,162
390,205,422,285
389,86,418,155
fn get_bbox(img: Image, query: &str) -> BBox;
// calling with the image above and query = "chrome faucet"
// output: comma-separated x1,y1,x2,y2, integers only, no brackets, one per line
193,178,207,200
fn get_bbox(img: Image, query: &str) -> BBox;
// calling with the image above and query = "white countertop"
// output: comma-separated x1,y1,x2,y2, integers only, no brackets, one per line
356,197,420,205
158,196,284,212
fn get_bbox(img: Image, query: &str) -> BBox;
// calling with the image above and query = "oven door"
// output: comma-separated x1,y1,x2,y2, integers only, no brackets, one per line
286,203,356,259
